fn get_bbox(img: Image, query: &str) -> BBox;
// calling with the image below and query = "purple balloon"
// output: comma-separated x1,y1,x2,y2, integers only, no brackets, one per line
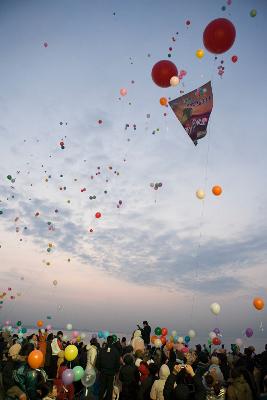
213,328,220,335
62,369,74,385
245,328,253,338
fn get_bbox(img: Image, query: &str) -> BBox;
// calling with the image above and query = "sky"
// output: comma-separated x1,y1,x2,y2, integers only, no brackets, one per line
0,0,266,339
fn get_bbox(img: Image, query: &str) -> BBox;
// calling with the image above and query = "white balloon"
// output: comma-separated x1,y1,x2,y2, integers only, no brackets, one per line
209,331,217,339
171,330,177,337
81,332,86,339
210,302,221,315
66,323,73,331
196,189,205,200
188,329,196,339
236,338,243,347
170,76,180,86
154,338,162,348
178,336,184,344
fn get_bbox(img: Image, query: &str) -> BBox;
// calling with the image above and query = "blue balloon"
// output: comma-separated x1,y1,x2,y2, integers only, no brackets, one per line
174,335,178,343
184,336,190,343
98,330,103,339
103,330,110,339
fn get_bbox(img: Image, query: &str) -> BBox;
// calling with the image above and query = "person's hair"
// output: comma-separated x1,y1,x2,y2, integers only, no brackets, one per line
143,321,148,325
47,333,54,341
231,367,242,379
148,363,158,376
57,331,63,337
121,337,126,342
204,373,214,387
198,351,209,364
124,345,133,354
90,338,98,346
196,344,202,352
135,349,144,359
107,336,113,346
211,356,219,365
124,354,134,366
19,342,34,356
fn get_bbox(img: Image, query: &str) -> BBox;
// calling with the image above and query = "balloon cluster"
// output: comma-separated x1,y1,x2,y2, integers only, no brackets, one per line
59,140,65,150
116,200,123,209
150,182,163,191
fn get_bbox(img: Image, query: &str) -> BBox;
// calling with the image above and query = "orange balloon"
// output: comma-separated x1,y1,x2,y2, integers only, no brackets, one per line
212,185,222,196
28,350,44,369
166,342,174,350
160,336,167,345
253,297,264,311
37,320,43,328
159,97,168,106
151,335,157,344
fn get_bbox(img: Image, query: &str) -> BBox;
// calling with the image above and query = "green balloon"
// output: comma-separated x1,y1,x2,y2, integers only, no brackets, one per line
17,321,22,326
208,338,212,345
21,327,27,334
154,327,162,336
73,365,85,382
250,9,257,17
112,334,118,343
7,175,12,180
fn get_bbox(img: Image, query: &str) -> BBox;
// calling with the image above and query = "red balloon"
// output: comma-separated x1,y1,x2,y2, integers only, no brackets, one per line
203,18,236,54
151,60,178,88
160,336,167,345
231,55,238,63
95,212,101,219
212,337,221,346
161,328,168,336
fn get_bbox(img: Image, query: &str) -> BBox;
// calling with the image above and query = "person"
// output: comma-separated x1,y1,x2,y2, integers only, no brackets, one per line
163,363,206,400
54,357,74,400
44,333,54,378
203,372,226,400
86,337,98,371
227,367,253,400
51,331,63,378
208,356,224,383
2,343,27,400
0,332,5,361
195,352,210,377
131,330,145,353
38,329,47,368
96,335,121,400
138,363,159,400
38,381,57,400
150,364,170,400
119,353,140,400
137,321,151,347
121,337,127,350
28,333,38,349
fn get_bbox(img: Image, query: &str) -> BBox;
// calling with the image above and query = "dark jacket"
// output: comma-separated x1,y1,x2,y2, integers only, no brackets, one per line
13,361,40,400
44,339,52,367
140,325,151,345
137,375,158,400
227,375,253,400
195,362,209,378
163,372,206,400
96,345,120,376
119,364,140,399
2,359,18,390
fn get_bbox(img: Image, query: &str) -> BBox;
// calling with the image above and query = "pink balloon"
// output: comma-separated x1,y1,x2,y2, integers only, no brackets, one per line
181,347,189,353
120,88,127,96
72,330,79,338
46,325,52,331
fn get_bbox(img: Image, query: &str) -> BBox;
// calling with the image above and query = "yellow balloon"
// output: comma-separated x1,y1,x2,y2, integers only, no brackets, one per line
65,345,78,361
169,335,174,342
196,189,205,199
196,49,204,59
77,336,81,342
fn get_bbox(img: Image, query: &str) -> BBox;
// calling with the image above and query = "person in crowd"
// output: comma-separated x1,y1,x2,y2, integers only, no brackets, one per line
51,330,64,378
54,356,74,400
38,329,47,368
226,367,254,400
208,356,224,383
121,337,127,350
137,321,151,348
28,333,38,349
131,329,145,353
138,362,159,400
150,364,170,400
2,343,27,400
119,353,140,400
203,372,226,400
96,335,121,400
38,381,57,400
195,352,210,377
86,337,98,371
163,363,206,400
216,352,230,381
44,332,54,378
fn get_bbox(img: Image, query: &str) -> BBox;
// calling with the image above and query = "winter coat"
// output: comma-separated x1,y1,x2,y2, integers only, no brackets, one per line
139,362,150,383
13,361,41,400
131,330,145,353
51,338,63,355
45,339,52,367
2,359,18,390
119,364,140,399
163,372,206,400
209,364,224,382
150,364,170,400
86,344,98,371
227,376,253,400
137,375,158,400
140,325,151,345
195,361,210,378
96,345,121,376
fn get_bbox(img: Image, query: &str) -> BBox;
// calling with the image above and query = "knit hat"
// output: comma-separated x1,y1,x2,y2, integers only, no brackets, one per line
8,343,21,359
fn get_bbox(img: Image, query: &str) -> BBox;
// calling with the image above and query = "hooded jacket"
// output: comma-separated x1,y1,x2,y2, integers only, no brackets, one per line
86,344,98,371
131,330,145,353
150,364,170,400
227,375,253,400
119,355,140,399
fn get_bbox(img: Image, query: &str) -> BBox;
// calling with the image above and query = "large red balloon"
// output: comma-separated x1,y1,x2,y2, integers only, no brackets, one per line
151,60,178,88
203,18,236,54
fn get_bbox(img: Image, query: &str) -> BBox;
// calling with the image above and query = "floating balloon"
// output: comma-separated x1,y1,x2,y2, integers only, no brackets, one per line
171,330,177,337
209,331,217,339
151,335,157,344
188,329,196,339
112,334,118,343
161,327,168,336
213,328,220,335
62,369,74,385
72,331,79,338
212,337,221,346
151,60,178,88
196,189,205,200
73,366,85,382
159,97,168,106
184,336,190,344
203,18,236,54
253,297,264,311
210,302,221,315
250,9,257,17
154,327,162,336
66,323,73,331
28,350,44,369
160,336,167,345
43,42,48,48
98,330,103,339
103,331,110,339
181,347,189,353
37,320,43,328
231,55,238,63
120,88,127,96
65,345,78,362
196,49,205,59
81,367,96,388
212,185,222,196
178,336,184,344
245,328,253,338
95,212,102,219
170,76,180,87
154,338,162,348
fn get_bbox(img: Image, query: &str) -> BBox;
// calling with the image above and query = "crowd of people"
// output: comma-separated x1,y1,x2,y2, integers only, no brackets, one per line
0,321,267,400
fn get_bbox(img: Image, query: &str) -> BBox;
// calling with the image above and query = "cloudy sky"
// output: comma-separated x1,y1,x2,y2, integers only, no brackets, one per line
0,0,266,338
